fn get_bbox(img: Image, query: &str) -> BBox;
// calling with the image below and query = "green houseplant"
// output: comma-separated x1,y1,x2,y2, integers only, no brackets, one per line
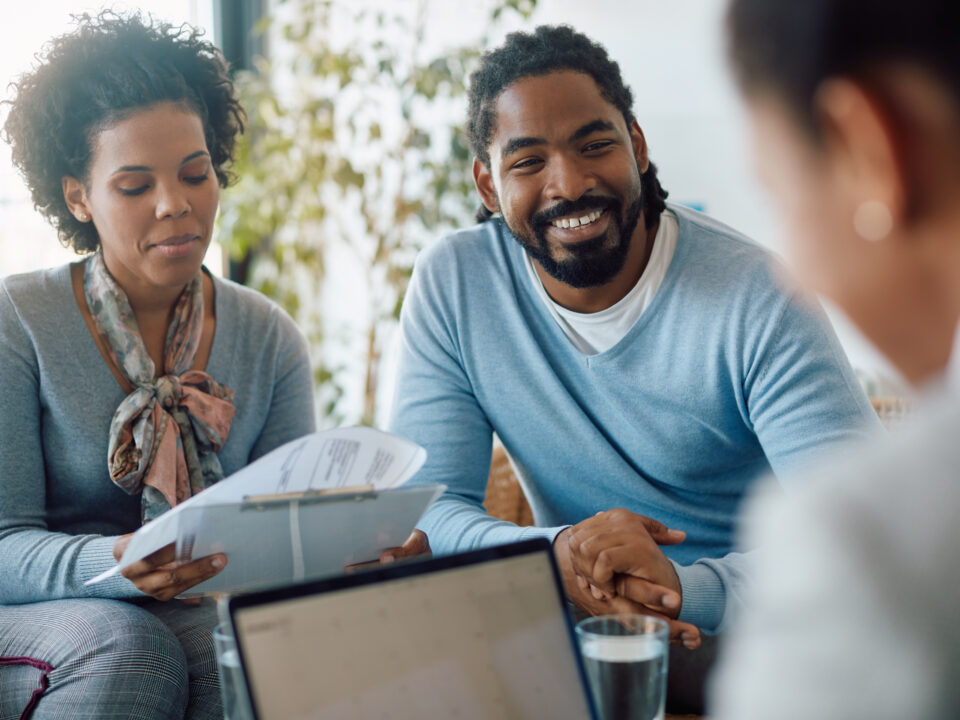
218,0,537,425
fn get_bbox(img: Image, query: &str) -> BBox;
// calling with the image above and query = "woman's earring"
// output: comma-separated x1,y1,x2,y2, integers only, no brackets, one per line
78,212,89,222
853,200,892,242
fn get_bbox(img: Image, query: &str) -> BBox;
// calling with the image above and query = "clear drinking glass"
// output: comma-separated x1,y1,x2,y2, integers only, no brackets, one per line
575,614,669,720
212,622,255,720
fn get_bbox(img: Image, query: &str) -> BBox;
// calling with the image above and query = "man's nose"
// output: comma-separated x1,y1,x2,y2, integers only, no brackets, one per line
543,153,597,202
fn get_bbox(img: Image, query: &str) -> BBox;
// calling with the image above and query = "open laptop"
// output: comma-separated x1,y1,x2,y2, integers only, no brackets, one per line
227,538,598,720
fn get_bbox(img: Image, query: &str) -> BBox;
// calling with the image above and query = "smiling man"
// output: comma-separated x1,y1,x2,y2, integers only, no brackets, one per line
389,25,881,712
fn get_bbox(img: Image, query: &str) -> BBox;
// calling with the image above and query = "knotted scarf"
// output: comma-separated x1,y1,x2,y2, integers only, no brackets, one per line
84,253,235,524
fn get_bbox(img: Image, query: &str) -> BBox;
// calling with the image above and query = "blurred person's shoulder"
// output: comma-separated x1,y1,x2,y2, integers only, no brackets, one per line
717,395,960,718
750,391,960,540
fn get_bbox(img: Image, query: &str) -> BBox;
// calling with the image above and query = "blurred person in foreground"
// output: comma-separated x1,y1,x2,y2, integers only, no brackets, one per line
712,1,960,717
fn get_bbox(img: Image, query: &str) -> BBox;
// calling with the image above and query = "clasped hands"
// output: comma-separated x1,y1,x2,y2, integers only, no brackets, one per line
557,508,701,649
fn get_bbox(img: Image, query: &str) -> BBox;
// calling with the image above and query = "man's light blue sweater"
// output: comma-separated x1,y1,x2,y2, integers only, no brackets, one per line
389,205,881,632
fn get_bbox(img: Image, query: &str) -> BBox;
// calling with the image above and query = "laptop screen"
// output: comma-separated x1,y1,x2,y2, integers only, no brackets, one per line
230,540,595,720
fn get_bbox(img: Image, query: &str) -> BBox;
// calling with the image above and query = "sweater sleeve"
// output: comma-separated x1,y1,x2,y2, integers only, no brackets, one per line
389,250,565,554
674,290,882,631
0,281,141,603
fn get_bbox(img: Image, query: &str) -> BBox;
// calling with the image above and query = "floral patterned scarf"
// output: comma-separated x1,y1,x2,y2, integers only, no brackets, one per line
84,252,235,524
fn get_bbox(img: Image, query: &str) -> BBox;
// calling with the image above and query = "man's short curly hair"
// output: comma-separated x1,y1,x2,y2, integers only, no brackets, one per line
467,25,667,224
2,11,244,253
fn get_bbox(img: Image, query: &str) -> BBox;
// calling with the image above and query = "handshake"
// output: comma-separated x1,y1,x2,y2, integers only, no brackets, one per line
556,508,701,649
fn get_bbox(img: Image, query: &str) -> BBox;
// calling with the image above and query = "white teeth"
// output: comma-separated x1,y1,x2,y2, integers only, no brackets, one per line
551,209,602,229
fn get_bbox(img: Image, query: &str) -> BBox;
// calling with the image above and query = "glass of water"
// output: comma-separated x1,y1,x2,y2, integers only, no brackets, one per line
213,622,255,720
575,614,669,720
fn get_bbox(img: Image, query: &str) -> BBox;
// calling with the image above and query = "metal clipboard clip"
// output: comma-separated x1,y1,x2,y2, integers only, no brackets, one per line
239,484,378,512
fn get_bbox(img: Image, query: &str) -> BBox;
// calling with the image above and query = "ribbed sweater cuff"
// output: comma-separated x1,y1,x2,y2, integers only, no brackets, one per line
520,524,571,544
674,560,726,632
77,535,143,598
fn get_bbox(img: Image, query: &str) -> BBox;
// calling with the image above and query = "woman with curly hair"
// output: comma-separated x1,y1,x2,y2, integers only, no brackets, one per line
0,12,315,718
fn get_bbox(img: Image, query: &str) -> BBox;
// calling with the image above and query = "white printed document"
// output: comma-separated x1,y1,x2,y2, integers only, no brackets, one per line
85,427,443,595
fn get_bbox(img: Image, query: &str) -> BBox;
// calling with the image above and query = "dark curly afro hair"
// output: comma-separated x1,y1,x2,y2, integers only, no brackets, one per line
467,25,667,224
1,11,244,253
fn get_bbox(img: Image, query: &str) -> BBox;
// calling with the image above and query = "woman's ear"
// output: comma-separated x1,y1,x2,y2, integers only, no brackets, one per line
813,78,907,238
472,158,500,215
61,176,91,223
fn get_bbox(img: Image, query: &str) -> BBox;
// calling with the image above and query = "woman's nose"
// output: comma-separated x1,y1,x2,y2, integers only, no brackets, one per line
154,180,190,219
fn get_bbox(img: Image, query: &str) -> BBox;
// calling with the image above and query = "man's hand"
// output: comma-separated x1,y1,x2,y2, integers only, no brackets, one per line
114,535,225,602
345,530,431,573
554,525,700,649
567,509,685,615
379,529,431,563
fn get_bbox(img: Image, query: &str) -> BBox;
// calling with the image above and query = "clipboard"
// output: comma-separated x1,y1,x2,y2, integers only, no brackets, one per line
176,483,446,596
84,427,436,594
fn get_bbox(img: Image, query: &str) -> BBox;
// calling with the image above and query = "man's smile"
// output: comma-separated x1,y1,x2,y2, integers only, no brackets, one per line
543,208,613,247
549,209,604,229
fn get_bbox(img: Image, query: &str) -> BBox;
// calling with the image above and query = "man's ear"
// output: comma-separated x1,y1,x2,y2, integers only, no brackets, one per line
630,120,650,175
472,158,500,215
814,78,907,230
61,176,91,222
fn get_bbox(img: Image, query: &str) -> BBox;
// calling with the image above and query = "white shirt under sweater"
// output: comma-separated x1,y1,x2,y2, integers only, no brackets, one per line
524,210,678,354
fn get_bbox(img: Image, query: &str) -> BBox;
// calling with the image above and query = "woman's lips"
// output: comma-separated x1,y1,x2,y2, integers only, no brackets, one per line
151,234,200,258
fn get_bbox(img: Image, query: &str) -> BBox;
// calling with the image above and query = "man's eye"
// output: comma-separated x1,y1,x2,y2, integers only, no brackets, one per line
512,158,542,170
119,185,149,196
184,173,209,185
584,141,613,152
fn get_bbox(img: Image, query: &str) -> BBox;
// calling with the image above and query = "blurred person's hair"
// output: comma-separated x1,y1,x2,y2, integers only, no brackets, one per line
727,0,960,136
466,25,667,224
2,11,244,253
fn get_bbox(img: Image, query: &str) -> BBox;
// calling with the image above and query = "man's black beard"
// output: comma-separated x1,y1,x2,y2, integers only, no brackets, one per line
509,193,645,289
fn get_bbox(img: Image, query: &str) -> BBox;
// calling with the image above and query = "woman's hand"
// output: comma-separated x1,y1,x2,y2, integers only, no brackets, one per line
113,534,226,602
